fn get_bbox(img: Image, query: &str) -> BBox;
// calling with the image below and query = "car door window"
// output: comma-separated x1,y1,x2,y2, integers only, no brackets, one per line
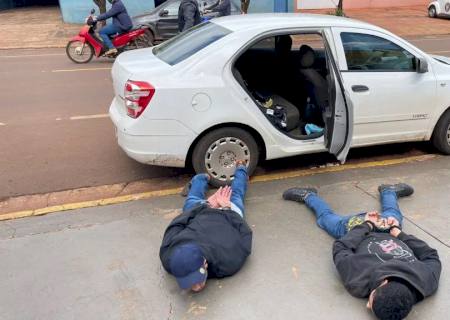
165,0,181,16
341,32,416,71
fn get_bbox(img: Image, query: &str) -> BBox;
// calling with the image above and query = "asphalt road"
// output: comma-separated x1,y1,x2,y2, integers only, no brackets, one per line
1,35,450,199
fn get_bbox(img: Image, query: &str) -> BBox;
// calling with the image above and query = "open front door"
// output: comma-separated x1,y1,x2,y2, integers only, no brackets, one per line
323,32,353,163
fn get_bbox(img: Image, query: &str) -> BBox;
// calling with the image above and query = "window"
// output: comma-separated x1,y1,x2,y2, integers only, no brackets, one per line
341,33,416,71
154,22,231,65
165,0,181,16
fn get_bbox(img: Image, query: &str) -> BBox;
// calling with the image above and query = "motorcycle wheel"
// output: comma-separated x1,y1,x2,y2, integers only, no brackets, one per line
66,40,94,64
132,33,153,49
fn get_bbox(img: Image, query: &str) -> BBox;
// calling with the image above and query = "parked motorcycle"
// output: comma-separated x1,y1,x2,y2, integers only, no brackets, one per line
66,9,152,64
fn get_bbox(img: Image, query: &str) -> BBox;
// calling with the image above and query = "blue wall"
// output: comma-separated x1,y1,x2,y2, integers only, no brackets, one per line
60,0,155,24
59,0,296,24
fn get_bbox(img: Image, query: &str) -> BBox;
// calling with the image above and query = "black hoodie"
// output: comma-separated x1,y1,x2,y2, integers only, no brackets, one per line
333,223,441,300
178,0,201,32
160,204,253,278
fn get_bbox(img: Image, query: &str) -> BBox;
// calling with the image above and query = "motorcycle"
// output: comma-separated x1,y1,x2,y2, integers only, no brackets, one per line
66,9,152,64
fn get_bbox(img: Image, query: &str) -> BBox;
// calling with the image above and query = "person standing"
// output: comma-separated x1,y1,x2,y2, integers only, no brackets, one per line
204,0,231,17
241,0,250,14
178,0,201,32
160,162,252,292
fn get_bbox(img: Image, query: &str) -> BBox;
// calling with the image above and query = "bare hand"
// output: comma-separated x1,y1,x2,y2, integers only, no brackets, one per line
364,211,380,226
215,186,232,208
387,217,401,237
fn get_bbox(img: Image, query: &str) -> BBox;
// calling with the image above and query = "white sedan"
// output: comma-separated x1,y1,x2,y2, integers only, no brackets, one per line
109,14,450,186
428,0,450,18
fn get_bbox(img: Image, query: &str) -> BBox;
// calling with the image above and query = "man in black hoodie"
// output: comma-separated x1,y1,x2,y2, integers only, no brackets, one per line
283,184,441,320
160,162,252,292
178,0,201,32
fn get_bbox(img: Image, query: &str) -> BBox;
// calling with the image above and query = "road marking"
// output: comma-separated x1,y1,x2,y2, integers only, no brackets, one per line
0,53,66,58
429,50,450,54
69,114,109,120
0,154,437,221
0,122,6,126
51,67,112,73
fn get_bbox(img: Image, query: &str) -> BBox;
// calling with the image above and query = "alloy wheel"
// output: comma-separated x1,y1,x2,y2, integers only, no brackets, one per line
204,137,250,182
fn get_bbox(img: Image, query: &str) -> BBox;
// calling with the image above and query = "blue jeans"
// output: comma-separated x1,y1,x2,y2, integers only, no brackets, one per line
305,190,403,239
99,24,121,49
182,165,248,218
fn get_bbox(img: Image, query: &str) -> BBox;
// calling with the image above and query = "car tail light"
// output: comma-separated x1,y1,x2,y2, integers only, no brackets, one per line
124,80,155,118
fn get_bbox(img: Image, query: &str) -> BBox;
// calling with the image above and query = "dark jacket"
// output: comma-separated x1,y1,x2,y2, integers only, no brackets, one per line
160,204,253,278
178,0,201,32
97,0,133,32
206,0,231,17
333,223,441,300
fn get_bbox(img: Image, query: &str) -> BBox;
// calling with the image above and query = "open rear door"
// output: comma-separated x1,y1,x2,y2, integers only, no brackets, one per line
323,33,353,163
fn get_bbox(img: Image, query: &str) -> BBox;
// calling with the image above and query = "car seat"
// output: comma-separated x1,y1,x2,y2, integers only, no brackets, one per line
298,45,329,111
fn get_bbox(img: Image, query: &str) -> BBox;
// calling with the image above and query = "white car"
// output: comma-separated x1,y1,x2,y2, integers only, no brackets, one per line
109,14,450,186
428,0,450,18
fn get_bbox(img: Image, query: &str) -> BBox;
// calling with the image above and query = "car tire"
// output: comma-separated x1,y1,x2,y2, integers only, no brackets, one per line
431,109,450,154
428,6,437,18
144,29,155,46
192,127,259,187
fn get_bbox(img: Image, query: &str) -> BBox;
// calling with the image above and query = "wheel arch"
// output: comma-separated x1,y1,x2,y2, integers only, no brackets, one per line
185,122,267,168
430,106,450,139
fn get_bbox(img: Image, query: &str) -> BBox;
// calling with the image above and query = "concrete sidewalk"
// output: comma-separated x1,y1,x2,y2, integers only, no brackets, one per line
1,5,450,49
0,155,448,319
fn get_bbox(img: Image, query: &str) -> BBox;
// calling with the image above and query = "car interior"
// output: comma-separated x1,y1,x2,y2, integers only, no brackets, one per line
233,33,331,140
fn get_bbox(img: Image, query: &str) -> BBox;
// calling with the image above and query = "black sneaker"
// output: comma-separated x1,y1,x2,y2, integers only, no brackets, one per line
378,183,414,198
282,187,318,203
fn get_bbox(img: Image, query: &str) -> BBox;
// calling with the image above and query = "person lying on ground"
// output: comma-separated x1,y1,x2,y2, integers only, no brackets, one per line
283,184,441,320
160,161,252,292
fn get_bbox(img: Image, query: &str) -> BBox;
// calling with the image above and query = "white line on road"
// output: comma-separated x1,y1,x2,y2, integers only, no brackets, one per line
429,50,450,54
0,122,6,126
0,53,66,58
51,67,112,73
69,114,109,120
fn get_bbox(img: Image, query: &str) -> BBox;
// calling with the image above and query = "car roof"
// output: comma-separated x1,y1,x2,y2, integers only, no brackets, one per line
213,13,386,34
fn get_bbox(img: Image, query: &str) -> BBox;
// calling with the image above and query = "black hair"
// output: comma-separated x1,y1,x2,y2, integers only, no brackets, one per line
372,281,415,320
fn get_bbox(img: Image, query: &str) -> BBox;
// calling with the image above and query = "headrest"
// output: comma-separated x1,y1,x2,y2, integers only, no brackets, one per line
275,35,292,54
299,45,315,68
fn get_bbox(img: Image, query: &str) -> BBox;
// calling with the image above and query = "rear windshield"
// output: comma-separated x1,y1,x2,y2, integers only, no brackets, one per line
153,22,231,65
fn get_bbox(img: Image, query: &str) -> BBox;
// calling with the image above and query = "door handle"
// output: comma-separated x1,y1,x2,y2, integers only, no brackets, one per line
352,85,369,92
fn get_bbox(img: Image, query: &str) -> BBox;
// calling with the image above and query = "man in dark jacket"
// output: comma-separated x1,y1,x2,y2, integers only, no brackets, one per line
205,0,231,17
160,162,252,292
283,184,442,320
178,0,201,32
95,0,133,56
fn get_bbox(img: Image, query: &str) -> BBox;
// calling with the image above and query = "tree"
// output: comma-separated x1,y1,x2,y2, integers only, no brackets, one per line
93,0,107,15
338,0,343,11
335,0,345,16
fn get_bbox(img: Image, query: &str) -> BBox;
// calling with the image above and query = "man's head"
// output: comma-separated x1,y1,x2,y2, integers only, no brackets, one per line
170,243,208,292
367,280,415,320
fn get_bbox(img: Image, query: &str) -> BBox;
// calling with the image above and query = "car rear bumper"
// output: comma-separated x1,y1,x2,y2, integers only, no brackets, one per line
109,97,196,168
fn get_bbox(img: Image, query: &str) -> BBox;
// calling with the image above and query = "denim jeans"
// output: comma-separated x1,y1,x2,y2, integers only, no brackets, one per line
304,190,403,239
99,24,121,49
182,165,248,218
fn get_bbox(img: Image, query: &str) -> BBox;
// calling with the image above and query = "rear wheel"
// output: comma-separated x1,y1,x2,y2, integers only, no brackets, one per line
66,40,94,63
428,5,437,18
432,109,450,154
192,127,259,187
132,32,154,49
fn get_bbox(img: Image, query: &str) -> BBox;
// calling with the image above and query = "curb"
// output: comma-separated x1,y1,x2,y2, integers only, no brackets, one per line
0,154,438,222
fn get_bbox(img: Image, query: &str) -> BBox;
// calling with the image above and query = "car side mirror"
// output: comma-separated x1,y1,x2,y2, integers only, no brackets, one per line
416,57,428,73
90,8,95,14
159,9,169,17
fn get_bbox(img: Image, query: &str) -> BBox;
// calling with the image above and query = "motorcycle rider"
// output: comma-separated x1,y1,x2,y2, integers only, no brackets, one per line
94,0,133,56
178,0,201,32
204,0,231,17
